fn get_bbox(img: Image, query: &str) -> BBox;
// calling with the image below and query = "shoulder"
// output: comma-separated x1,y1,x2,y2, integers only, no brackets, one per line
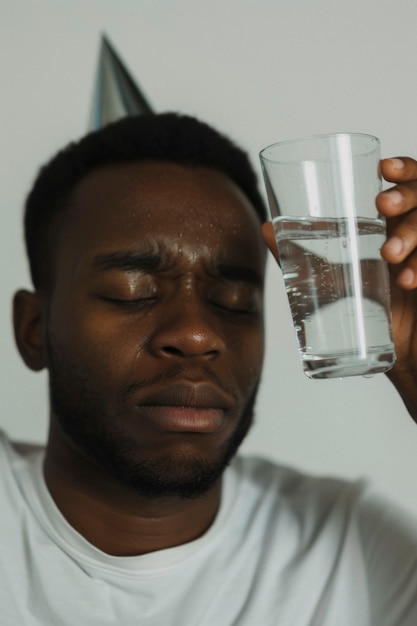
232,457,417,609
230,454,367,530
232,454,365,500
356,489,417,570
10,441,44,455
0,429,45,461
235,457,417,552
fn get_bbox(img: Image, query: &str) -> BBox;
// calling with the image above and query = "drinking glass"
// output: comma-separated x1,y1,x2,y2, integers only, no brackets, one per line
260,133,396,379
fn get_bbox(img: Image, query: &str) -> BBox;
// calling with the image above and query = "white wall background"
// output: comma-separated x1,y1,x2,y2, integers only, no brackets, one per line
2,0,417,514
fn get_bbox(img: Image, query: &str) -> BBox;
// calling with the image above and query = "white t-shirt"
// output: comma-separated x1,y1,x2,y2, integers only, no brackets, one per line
1,430,417,626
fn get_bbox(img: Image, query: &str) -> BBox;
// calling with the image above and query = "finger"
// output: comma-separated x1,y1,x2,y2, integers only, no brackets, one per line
381,210,417,264
376,182,417,218
261,222,280,264
381,209,417,289
391,254,417,290
380,157,417,183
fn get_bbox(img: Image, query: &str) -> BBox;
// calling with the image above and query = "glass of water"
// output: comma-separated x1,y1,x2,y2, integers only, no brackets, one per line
259,133,396,379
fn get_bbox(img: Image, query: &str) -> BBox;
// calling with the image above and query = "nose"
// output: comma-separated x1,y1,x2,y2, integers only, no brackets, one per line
149,297,226,360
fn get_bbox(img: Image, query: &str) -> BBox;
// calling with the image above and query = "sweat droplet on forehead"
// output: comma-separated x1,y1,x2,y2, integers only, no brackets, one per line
55,161,266,283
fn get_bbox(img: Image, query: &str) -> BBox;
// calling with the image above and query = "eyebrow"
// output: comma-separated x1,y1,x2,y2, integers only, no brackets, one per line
91,251,263,285
92,251,162,273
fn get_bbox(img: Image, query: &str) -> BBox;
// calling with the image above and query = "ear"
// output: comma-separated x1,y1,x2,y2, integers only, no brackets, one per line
261,222,280,265
13,290,47,372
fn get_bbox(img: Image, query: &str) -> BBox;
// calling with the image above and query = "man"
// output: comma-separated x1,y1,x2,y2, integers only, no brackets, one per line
4,112,417,625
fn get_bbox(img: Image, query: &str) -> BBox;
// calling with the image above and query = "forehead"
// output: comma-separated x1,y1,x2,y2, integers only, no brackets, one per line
71,161,260,230
53,161,266,275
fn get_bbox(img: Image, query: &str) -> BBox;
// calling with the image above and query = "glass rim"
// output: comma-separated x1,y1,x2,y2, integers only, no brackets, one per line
259,132,380,163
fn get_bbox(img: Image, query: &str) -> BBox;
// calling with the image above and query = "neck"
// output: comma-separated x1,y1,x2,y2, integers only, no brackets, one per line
43,426,222,557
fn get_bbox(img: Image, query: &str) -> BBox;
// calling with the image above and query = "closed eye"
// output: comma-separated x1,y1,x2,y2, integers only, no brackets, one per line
211,303,257,315
208,287,261,316
100,295,157,309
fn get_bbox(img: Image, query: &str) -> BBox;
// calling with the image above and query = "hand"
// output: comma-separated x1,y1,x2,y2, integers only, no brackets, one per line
262,158,417,421
378,158,417,289
377,158,417,420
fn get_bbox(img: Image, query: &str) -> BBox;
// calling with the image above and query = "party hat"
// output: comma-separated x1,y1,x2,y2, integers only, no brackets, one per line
89,34,153,130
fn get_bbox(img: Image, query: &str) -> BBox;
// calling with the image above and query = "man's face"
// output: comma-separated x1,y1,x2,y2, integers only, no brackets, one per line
45,161,266,499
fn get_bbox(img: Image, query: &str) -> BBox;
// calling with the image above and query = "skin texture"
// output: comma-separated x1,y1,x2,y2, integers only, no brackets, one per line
15,162,266,556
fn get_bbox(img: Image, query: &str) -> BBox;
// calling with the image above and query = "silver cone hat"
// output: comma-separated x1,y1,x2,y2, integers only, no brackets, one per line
89,35,154,130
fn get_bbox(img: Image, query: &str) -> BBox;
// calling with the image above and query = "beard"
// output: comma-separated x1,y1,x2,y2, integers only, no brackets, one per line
46,334,260,501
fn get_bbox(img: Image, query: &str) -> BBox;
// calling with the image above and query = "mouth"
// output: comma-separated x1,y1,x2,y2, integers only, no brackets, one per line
133,382,235,434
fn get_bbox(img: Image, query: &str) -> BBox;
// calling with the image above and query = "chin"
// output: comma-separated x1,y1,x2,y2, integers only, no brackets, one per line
47,347,259,499
86,422,250,500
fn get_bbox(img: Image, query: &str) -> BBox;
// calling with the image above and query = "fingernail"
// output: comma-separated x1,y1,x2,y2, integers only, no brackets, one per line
384,236,404,256
384,190,403,205
399,267,414,286
389,158,405,170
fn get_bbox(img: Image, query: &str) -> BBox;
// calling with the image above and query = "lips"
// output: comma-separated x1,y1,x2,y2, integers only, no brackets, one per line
133,382,235,433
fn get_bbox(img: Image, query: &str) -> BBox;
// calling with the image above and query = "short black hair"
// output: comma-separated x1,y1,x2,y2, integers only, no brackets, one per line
24,112,267,289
